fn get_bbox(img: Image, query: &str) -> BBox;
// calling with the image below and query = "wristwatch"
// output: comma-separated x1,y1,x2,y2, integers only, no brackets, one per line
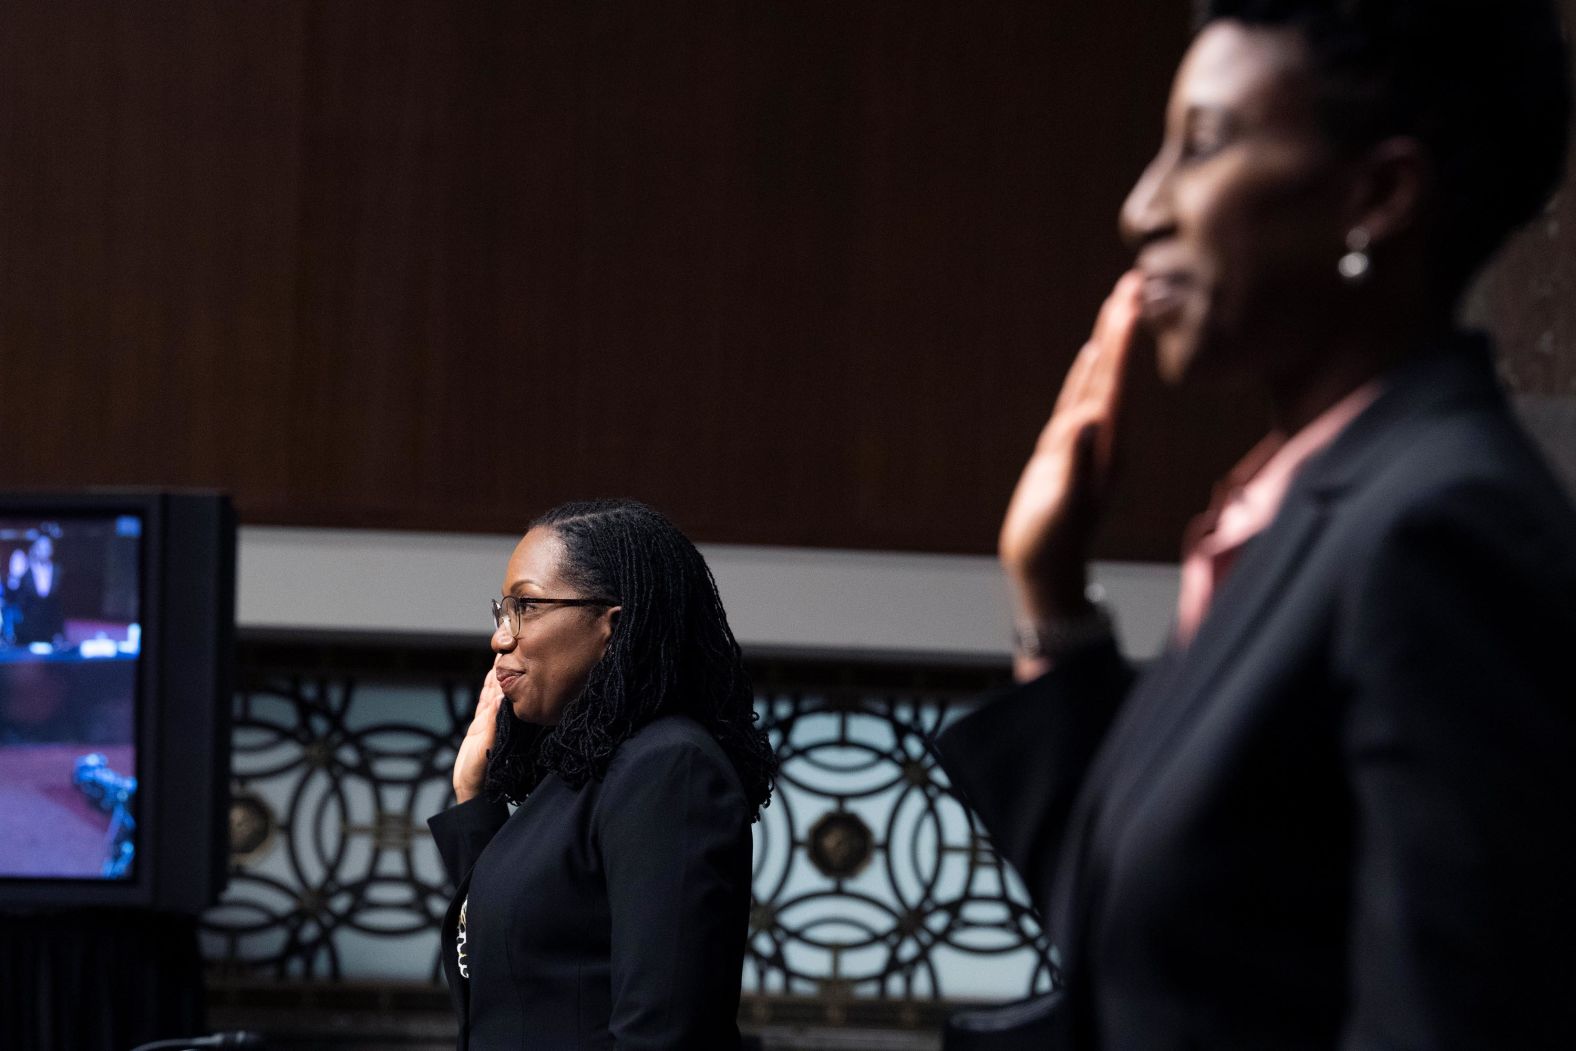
1012,585,1115,661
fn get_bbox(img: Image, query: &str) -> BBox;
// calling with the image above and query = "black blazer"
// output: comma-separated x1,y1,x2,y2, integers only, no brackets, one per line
428,714,753,1051
939,337,1576,1050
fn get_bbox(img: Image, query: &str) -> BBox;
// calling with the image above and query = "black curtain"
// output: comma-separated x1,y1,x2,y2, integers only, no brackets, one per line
0,908,204,1051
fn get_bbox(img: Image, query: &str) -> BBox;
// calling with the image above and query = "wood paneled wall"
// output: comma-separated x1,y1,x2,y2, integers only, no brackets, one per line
13,3,1563,560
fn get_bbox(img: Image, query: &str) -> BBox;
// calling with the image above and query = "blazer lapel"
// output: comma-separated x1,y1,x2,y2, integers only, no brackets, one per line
1048,494,1329,964
1091,335,1501,835
1110,491,1329,817
1053,335,1504,986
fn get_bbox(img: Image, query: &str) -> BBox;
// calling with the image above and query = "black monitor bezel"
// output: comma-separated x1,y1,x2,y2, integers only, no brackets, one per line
0,491,233,913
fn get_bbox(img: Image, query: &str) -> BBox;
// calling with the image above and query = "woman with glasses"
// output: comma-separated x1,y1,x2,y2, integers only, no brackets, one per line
939,0,1576,1047
428,499,775,1051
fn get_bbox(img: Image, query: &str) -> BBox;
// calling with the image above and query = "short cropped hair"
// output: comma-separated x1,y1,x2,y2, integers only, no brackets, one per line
1197,0,1571,290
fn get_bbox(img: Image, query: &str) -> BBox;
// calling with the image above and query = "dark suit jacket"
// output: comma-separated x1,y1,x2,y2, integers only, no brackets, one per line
938,337,1576,1050
428,714,753,1051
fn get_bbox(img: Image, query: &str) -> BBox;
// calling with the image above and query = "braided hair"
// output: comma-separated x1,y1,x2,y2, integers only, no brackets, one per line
482,499,776,817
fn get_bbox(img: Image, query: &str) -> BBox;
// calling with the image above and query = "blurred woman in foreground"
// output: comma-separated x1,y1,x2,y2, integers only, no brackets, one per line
939,1,1576,1047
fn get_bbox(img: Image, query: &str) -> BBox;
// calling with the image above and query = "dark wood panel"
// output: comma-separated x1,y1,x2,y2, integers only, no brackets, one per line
0,1,306,501
0,1,1272,559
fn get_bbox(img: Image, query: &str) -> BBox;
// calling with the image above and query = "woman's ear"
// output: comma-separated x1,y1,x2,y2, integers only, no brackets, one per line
599,606,622,646
1345,135,1434,247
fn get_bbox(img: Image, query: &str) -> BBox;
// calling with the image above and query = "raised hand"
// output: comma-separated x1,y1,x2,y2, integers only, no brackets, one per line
999,271,1143,643
453,665,506,804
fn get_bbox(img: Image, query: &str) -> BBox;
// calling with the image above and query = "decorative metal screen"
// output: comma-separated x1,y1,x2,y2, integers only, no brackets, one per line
202,642,1054,1016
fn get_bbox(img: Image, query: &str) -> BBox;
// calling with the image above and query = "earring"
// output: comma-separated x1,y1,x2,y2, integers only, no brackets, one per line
1338,227,1371,283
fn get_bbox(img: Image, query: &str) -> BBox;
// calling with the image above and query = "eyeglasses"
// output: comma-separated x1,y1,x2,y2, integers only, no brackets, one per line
490,595,618,638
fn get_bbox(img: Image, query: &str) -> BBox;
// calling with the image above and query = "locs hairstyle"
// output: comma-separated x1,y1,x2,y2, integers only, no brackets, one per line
482,499,776,817
1197,0,1571,291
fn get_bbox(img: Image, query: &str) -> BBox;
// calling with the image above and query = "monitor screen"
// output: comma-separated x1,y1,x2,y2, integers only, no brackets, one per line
0,514,143,881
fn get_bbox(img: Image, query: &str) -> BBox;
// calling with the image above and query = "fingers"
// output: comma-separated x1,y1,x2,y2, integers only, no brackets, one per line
1051,340,1101,418
1093,269,1143,397
1002,271,1143,599
1047,273,1142,461
1051,273,1141,410
469,668,504,733
1083,272,1144,406
1069,420,1106,512
1092,270,1144,350
454,667,507,803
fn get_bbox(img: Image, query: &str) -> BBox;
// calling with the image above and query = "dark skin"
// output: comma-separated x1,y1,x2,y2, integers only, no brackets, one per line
1001,21,1443,679
451,528,620,804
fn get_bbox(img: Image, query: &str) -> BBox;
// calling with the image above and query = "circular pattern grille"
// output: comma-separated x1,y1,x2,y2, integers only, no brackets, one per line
201,652,1055,1005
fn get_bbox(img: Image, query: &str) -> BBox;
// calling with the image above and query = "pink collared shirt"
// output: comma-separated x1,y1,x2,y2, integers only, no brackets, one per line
1174,381,1382,646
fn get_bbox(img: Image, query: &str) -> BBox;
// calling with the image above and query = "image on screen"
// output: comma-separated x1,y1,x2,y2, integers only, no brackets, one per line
0,515,142,880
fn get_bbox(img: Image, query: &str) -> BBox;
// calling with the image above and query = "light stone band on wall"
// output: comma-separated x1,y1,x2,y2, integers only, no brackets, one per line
236,526,1182,662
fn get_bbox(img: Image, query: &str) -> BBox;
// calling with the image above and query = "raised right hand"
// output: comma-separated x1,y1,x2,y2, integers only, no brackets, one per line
999,271,1143,625
453,665,505,804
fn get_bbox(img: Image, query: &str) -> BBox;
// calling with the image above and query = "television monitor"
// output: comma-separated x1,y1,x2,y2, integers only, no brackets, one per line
0,492,235,914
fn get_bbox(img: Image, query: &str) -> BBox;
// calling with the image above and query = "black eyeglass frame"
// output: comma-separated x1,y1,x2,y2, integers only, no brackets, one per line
490,595,619,637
